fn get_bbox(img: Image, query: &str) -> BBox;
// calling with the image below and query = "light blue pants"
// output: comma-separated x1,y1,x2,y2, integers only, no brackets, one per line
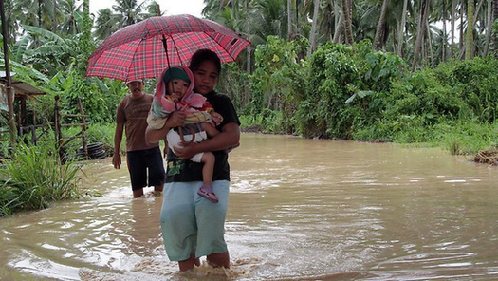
160,180,230,261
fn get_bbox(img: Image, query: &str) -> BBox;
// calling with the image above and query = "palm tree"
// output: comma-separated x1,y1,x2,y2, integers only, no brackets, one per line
396,0,409,56
251,0,287,40
287,0,293,39
112,0,146,27
93,0,156,41
451,0,456,57
341,0,354,44
466,0,474,59
93,9,118,41
493,0,498,54
316,0,336,42
145,1,163,17
332,0,344,43
373,0,390,49
413,0,432,68
308,0,320,55
60,0,82,35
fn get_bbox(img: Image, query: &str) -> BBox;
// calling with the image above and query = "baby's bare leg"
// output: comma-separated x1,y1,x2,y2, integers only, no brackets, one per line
201,151,214,186
198,152,218,203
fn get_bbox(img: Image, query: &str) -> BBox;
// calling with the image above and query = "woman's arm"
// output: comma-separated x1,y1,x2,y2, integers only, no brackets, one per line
145,111,187,144
174,122,240,159
201,122,220,138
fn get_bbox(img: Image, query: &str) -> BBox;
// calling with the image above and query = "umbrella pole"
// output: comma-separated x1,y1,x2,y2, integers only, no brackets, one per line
161,35,171,69
162,35,184,67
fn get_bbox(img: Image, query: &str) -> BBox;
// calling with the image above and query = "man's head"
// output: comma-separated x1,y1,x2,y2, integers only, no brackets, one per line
126,80,144,97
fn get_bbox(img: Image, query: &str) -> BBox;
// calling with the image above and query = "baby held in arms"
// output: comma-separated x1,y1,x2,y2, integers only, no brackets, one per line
147,66,223,203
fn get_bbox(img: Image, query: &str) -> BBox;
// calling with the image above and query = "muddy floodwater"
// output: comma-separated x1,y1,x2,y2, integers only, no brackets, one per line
1,133,497,280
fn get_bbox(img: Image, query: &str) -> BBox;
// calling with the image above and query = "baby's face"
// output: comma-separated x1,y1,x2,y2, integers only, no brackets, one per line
167,79,189,101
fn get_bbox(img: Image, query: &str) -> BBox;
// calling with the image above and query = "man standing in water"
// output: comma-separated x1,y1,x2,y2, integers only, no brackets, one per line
113,80,165,198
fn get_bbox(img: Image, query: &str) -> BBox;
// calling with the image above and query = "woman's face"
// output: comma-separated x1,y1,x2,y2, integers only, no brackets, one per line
192,61,219,95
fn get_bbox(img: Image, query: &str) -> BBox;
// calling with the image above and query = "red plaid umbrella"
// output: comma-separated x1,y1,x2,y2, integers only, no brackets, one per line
86,14,250,82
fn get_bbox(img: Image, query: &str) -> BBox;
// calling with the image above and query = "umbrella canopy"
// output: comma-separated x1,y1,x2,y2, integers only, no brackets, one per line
86,14,250,82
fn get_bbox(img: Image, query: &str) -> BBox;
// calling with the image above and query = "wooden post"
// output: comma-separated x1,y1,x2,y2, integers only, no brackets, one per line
32,106,37,144
20,97,27,128
0,0,17,153
54,95,64,163
77,98,88,159
30,125,35,144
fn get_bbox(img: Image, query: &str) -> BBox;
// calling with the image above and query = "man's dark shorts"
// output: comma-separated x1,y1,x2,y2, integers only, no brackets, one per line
126,147,165,191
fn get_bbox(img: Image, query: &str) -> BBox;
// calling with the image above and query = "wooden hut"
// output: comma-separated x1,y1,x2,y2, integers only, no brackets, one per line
0,71,46,143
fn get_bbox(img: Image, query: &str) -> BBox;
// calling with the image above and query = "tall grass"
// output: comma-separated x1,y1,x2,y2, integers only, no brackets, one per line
0,142,81,216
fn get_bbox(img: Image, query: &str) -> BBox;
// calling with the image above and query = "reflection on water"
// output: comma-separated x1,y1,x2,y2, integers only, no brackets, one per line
1,133,497,280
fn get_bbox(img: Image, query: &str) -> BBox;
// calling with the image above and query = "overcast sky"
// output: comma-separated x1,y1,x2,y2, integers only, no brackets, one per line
89,0,205,18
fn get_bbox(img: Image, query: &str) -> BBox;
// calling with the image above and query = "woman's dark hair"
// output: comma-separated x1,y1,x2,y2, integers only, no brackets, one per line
189,49,221,74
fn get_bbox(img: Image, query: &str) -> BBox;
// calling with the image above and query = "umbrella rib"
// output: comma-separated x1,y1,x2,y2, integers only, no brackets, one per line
125,38,146,81
203,31,236,62
169,35,184,66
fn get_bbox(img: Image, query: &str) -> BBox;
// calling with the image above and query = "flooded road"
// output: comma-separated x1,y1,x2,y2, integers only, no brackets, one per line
1,133,497,280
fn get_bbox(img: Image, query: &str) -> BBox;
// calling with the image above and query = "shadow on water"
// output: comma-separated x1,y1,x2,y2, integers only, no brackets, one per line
1,133,497,280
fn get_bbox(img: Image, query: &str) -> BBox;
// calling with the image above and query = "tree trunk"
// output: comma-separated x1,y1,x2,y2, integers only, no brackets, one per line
442,0,447,62
451,0,455,57
427,20,434,65
460,2,465,53
308,0,320,56
493,0,498,55
374,0,390,49
397,0,409,56
413,0,431,68
287,0,293,39
466,0,474,59
333,10,343,43
81,0,91,56
341,0,353,44
53,0,57,30
296,0,300,33
334,0,340,27
473,0,486,28
0,0,17,151
484,0,492,55
38,0,42,27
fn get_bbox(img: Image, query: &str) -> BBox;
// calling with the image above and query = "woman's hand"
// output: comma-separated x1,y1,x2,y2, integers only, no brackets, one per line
174,142,198,160
166,111,187,127
145,111,187,144
210,112,224,125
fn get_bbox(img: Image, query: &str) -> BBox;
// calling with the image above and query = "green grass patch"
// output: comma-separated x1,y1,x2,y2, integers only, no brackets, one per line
0,142,81,216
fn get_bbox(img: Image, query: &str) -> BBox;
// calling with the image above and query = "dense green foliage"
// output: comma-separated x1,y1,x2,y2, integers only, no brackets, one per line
297,41,407,139
241,38,497,154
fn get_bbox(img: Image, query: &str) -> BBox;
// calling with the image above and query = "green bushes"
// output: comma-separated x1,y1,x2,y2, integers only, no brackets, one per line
241,38,497,154
296,41,407,139
366,57,498,146
245,36,307,134
0,143,81,216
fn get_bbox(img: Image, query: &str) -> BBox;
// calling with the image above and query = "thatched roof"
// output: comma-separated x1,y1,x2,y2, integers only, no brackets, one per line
0,71,45,97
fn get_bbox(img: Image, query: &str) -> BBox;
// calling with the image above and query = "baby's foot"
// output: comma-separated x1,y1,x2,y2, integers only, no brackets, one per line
197,185,218,203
